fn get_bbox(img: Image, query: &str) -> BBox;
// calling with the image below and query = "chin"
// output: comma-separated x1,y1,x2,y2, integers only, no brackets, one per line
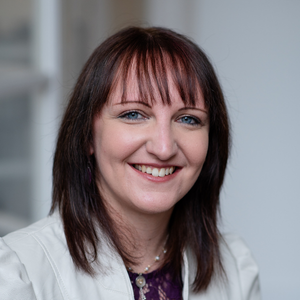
131,196,179,215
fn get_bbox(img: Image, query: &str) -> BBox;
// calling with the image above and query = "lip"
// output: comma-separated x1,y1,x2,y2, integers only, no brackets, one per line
129,164,181,182
132,163,177,168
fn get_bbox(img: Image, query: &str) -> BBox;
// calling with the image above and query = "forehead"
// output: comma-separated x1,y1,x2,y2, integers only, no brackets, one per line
108,66,206,110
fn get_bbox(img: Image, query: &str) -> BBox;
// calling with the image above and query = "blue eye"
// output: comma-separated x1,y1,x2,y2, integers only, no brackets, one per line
127,112,139,119
119,111,144,120
179,116,199,125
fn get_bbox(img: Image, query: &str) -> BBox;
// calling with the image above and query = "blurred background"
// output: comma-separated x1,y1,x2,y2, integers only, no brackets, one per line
0,0,299,299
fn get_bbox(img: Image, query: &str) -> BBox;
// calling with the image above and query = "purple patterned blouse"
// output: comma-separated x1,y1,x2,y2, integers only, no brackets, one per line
128,263,183,300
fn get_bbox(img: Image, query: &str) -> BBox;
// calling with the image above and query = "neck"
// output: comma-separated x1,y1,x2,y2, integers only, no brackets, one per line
109,205,173,273
130,212,171,273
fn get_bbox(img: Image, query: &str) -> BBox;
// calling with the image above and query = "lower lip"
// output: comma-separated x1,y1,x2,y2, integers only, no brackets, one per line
129,165,180,182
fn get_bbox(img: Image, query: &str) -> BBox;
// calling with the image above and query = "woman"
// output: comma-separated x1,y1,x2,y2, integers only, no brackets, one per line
0,27,260,300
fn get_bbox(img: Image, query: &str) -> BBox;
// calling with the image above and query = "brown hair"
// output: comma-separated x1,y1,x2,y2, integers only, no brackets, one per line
50,26,230,292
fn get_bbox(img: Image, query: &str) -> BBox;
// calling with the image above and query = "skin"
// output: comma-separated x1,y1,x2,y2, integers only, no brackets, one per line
90,75,209,272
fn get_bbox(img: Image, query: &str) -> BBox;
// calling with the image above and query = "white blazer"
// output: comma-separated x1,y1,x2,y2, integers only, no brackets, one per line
0,211,261,300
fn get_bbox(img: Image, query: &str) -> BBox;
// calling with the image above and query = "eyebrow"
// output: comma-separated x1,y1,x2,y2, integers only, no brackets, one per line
114,101,208,113
179,106,208,114
114,100,151,108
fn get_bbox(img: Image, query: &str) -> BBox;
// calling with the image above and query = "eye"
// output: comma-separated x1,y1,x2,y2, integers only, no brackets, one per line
119,110,145,120
177,115,200,125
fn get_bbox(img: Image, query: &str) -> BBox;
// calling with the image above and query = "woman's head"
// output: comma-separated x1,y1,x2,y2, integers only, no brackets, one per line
51,26,230,290
90,69,210,217
53,26,229,196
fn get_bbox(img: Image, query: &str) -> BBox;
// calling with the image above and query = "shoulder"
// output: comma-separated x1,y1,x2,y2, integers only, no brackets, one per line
186,233,261,300
217,233,261,300
0,213,131,300
3,211,63,247
0,212,69,299
221,233,260,275
2,211,67,271
220,233,261,299
0,237,37,300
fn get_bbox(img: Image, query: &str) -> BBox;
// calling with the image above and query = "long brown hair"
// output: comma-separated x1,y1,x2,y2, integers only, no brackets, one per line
51,26,230,292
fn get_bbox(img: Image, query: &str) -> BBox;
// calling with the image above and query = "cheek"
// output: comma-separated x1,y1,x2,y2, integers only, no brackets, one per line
181,134,209,196
184,133,209,169
106,131,141,158
93,123,144,167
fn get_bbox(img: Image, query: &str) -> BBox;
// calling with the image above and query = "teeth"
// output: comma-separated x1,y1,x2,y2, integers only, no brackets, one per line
158,168,165,177
134,165,176,177
152,168,159,177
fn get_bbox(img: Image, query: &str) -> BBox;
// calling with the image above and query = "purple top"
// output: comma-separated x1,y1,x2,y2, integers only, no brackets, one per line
128,263,183,300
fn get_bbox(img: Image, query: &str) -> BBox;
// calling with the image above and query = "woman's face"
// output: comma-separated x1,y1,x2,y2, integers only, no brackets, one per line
90,76,209,218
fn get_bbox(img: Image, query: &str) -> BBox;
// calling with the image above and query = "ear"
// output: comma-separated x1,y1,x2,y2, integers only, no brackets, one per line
88,133,94,155
89,142,94,155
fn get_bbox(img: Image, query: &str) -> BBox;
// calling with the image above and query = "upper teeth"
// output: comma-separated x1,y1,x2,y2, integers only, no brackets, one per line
134,165,175,177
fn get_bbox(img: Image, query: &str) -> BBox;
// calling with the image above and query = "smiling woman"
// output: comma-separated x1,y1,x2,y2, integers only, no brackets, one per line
91,73,209,219
0,27,260,300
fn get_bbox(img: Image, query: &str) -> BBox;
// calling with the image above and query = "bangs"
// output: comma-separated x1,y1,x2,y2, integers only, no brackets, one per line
110,31,204,108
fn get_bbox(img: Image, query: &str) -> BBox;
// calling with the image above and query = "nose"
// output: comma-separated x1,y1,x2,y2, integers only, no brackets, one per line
145,122,178,161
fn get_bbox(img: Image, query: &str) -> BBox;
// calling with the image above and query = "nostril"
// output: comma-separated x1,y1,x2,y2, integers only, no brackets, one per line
145,139,178,161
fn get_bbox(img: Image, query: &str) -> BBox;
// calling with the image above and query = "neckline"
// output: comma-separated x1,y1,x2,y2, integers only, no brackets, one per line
127,263,170,280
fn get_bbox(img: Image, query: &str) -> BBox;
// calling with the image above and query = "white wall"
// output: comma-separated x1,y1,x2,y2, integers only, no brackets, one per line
145,1,300,299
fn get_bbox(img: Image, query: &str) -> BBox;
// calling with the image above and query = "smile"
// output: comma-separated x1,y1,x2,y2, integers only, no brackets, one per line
133,164,176,177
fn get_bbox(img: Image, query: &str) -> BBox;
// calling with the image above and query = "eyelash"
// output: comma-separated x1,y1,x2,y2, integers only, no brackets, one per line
118,110,146,121
177,115,202,126
119,111,202,126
